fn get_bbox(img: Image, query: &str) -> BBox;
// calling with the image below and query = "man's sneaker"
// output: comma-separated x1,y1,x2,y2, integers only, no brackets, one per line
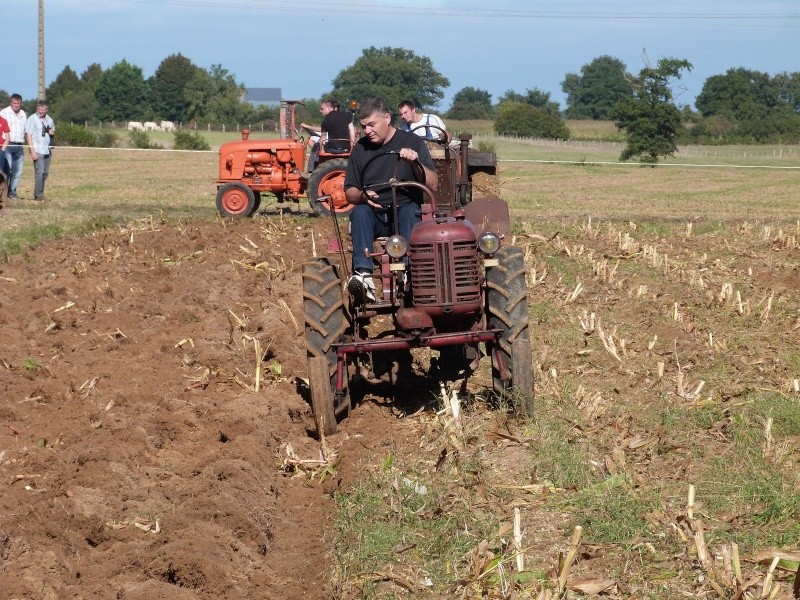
348,272,376,303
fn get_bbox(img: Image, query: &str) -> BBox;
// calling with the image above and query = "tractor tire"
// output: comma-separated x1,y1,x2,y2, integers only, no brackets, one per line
302,258,349,427
217,182,256,217
308,356,337,436
486,245,534,415
308,159,352,217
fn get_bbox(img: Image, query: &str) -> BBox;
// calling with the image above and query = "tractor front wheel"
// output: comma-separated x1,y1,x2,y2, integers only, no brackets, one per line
308,159,352,217
217,182,257,217
486,245,534,415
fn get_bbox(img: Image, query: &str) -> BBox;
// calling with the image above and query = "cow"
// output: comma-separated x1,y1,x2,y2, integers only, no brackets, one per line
160,120,176,132
127,121,144,131
143,121,161,131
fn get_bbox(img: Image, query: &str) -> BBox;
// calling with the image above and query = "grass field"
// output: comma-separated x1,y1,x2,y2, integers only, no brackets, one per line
2,127,798,256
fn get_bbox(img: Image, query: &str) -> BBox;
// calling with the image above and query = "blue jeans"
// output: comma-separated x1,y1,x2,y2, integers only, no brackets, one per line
4,144,24,197
350,202,420,273
33,153,51,199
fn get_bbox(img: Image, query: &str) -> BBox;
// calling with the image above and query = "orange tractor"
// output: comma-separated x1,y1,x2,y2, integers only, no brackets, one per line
215,100,354,218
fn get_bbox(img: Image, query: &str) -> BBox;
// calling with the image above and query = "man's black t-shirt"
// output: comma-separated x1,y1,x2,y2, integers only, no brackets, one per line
321,110,352,151
344,128,436,209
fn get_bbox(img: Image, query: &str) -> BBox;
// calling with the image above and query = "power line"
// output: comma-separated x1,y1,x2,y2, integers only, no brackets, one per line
105,0,800,26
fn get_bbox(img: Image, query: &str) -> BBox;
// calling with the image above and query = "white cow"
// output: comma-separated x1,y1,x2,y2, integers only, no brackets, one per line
127,121,144,131
143,121,160,131
160,120,176,132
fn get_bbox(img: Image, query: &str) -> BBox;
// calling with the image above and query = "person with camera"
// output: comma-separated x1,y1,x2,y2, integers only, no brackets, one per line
25,100,55,201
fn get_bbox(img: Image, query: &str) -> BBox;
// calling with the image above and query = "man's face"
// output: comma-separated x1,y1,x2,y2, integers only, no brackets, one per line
360,111,392,145
10,98,21,113
320,103,333,116
398,106,416,124
37,104,48,117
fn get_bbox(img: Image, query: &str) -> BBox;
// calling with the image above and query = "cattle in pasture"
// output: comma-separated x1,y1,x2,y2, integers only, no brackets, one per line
160,121,176,132
143,121,161,131
127,121,144,131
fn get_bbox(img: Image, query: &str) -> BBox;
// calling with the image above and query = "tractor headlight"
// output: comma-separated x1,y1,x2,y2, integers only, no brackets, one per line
386,235,408,258
477,232,501,256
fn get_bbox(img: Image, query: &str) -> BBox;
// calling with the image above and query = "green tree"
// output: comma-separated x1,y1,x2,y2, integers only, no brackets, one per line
330,47,449,112
94,59,151,121
695,68,781,121
54,90,98,123
613,57,692,164
497,88,561,116
775,71,800,113
184,64,247,124
149,53,204,122
46,66,82,105
562,56,633,120
494,101,570,139
445,87,493,120
80,63,104,91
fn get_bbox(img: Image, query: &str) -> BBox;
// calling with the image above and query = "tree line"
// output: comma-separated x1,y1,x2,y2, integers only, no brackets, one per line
5,48,798,163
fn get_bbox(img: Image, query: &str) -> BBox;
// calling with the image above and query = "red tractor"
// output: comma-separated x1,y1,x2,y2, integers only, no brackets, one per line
215,100,353,218
302,128,533,436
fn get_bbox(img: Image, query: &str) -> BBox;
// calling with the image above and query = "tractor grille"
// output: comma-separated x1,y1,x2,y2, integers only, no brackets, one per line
410,241,481,307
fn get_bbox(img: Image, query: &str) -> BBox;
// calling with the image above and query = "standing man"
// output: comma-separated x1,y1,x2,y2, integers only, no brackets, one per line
397,100,446,141
344,97,438,302
0,94,28,199
25,100,55,202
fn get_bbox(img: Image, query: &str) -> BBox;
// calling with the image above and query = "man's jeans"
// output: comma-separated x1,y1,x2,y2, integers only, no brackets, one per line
4,144,24,197
350,202,420,273
33,153,51,199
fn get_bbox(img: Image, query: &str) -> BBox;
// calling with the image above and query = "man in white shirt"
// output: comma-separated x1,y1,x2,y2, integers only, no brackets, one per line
0,94,28,199
397,100,446,141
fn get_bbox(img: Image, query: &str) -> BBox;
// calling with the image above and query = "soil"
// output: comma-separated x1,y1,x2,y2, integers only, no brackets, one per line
0,216,425,599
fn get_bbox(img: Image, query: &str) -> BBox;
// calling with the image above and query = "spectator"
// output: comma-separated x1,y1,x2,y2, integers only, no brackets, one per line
25,100,55,202
397,100,446,140
301,99,355,171
344,97,438,303
0,93,28,199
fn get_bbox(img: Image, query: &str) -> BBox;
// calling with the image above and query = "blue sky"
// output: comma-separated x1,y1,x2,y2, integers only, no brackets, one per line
6,0,799,112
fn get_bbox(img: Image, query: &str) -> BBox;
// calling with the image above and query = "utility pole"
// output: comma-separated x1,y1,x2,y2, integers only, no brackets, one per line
38,0,45,100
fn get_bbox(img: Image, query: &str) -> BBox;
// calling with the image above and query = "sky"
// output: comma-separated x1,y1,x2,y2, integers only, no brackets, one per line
5,0,799,112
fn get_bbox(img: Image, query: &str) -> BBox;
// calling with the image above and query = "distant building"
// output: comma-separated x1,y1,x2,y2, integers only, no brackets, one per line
243,88,282,107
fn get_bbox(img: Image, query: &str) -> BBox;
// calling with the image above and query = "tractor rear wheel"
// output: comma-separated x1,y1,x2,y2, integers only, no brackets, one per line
217,182,256,217
302,258,349,432
308,159,352,217
486,245,534,415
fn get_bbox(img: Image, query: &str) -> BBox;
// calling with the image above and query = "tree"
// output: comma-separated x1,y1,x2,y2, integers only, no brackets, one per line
562,56,633,120
80,63,104,91
695,68,781,121
497,88,561,116
94,59,151,121
54,90,97,123
330,47,449,111
494,101,570,139
184,64,247,124
613,57,692,163
445,87,493,120
46,66,82,104
149,53,204,122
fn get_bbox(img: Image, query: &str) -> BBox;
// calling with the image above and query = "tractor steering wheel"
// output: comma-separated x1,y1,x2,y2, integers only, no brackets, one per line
408,124,451,146
359,150,437,209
